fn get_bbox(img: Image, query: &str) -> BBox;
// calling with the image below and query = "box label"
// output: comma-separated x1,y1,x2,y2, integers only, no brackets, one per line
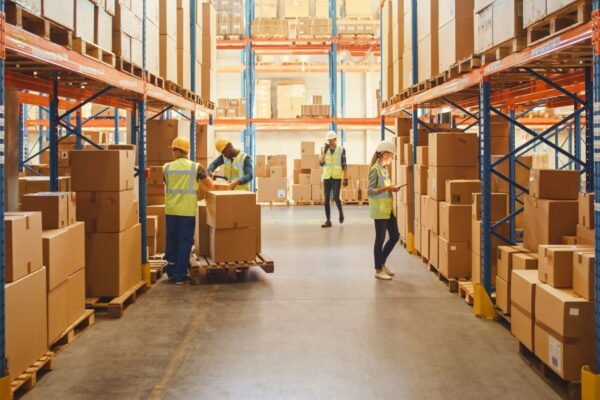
568,307,580,317
548,335,562,374
276,190,286,199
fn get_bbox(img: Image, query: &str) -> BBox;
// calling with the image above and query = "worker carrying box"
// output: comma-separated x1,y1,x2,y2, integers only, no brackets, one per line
164,137,215,284
208,138,254,190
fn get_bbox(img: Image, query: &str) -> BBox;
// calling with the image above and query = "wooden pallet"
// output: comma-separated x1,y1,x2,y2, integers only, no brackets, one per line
166,80,186,97
458,280,474,305
427,263,461,293
85,280,148,318
518,342,582,400
495,308,511,330
480,35,527,65
526,1,590,47
116,57,143,79
190,253,275,285
6,3,73,49
50,310,95,354
11,352,55,397
72,37,116,67
291,200,324,206
258,200,290,207
217,34,244,40
149,258,168,284
147,72,166,89
343,200,367,206
446,54,482,79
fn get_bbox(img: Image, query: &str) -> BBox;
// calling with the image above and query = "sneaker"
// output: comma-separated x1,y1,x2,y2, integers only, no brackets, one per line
174,276,191,285
382,265,395,276
321,221,332,228
339,214,344,224
375,270,392,280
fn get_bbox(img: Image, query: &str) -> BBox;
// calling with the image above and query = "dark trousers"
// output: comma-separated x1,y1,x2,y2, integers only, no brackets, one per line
323,178,343,221
373,215,400,270
165,215,196,281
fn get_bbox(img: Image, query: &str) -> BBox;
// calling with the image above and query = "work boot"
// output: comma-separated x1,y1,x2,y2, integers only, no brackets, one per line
321,220,332,228
339,214,345,224
375,270,392,280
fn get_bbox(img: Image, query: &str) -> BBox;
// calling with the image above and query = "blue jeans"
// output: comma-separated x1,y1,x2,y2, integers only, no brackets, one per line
165,215,196,282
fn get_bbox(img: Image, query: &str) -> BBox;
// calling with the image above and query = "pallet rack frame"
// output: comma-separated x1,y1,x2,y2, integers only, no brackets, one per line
381,3,600,394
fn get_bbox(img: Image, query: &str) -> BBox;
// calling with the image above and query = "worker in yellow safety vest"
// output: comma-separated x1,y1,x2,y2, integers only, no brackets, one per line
319,130,348,228
163,137,214,284
208,138,253,190
368,141,401,280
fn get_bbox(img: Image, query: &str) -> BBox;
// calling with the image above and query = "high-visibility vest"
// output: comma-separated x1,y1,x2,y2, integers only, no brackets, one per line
322,146,344,180
163,158,200,217
368,163,394,220
224,151,250,191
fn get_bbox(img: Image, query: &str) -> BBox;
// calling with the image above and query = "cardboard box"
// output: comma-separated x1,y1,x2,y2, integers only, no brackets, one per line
471,251,497,286
19,176,71,199
21,192,69,229
438,238,470,278
146,120,190,162
472,192,508,221
415,165,428,194
534,284,594,381
6,267,48,382
428,166,478,200
147,206,166,253
70,149,136,191
43,0,74,30
429,233,439,267
147,215,158,237
472,219,510,259
85,224,142,297
538,245,592,288
513,252,538,270
573,251,595,300
310,169,322,185
529,169,580,200
428,133,478,167
76,190,138,233
439,202,471,242
427,197,439,234
301,154,321,170
205,191,257,229
312,184,324,202
416,146,428,165
497,245,529,282
576,224,594,246
42,223,84,291
195,201,210,257
257,177,288,203
292,185,311,202
4,212,44,282
414,222,422,253
210,227,257,263
511,269,540,351
301,141,315,155
67,268,85,326
496,276,510,313
578,193,594,228
67,222,85,276
420,195,429,228
523,195,578,251
48,280,68,345
421,225,431,260
562,236,578,245
445,180,481,204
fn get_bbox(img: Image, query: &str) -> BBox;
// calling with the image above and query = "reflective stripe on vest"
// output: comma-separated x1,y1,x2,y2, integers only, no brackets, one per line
224,151,250,190
322,146,343,180
368,164,394,220
164,158,199,217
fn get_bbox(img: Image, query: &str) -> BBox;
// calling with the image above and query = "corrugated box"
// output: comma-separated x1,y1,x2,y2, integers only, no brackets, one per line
206,191,257,229
513,252,538,270
21,192,70,230
578,193,594,228
538,245,592,288
210,227,257,262
496,276,510,313
429,133,478,167
471,192,508,221
70,149,135,191
292,184,311,202
439,202,471,242
497,245,529,282
529,169,580,200
43,0,75,30
67,268,85,325
573,251,595,300
438,237,470,278
76,190,138,233
523,195,578,251
511,270,540,351
48,280,68,345
428,166,479,201
5,212,44,283
257,177,288,203
445,180,481,204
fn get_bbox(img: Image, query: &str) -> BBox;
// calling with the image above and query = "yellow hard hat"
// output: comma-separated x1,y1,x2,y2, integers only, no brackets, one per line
171,137,191,153
215,137,231,153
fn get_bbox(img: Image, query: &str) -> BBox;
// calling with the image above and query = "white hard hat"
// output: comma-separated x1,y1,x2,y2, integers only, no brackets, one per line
326,130,338,140
376,141,396,154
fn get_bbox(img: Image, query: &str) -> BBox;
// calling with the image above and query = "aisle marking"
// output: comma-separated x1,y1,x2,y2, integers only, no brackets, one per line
148,284,221,400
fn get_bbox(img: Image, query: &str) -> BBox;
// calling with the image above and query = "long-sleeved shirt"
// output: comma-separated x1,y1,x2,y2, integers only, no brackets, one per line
319,146,347,170
207,153,254,185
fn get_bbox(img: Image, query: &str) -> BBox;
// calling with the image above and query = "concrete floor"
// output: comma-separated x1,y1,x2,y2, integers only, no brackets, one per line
26,207,561,400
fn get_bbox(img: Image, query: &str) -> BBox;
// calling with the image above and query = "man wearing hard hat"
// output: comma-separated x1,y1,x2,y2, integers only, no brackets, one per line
163,137,214,284
319,130,348,228
208,138,253,190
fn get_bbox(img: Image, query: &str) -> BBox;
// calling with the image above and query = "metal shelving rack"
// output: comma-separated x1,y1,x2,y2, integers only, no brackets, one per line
381,3,600,394
0,0,213,389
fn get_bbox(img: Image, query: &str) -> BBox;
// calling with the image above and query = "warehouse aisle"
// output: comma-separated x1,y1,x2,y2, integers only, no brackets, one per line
26,207,560,400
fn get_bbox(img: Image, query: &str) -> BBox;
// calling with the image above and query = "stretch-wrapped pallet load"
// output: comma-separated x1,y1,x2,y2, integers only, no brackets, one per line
216,0,243,36
255,0,278,18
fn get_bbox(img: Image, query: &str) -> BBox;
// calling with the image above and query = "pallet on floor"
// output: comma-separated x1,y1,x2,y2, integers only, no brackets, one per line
258,200,290,207
190,253,275,284
85,280,148,318
480,35,527,65
290,200,323,206
50,309,95,354
495,308,511,330
518,342,581,400
6,3,73,49
526,1,590,46
149,258,168,284
343,200,367,206
72,37,116,67
458,280,474,305
116,57,143,79
427,263,465,293
11,352,55,398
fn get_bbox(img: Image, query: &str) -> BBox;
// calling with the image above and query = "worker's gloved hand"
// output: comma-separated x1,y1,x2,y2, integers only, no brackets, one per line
343,178,349,187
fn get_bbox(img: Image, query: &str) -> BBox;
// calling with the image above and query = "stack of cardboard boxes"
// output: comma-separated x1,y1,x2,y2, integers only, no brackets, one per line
202,1,217,102
402,0,438,87
474,0,523,55
345,0,372,17
255,0,278,18
296,18,332,38
252,18,289,38
19,177,71,205
21,192,86,347
216,0,243,36
114,0,145,71
300,95,331,118
205,191,260,262
159,0,179,82
256,80,273,118
277,80,306,118
216,98,247,118
70,147,142,298
292,142,322,203
341,164,370,203
284,0,309,17
4,210,48,382
256,155,288,203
